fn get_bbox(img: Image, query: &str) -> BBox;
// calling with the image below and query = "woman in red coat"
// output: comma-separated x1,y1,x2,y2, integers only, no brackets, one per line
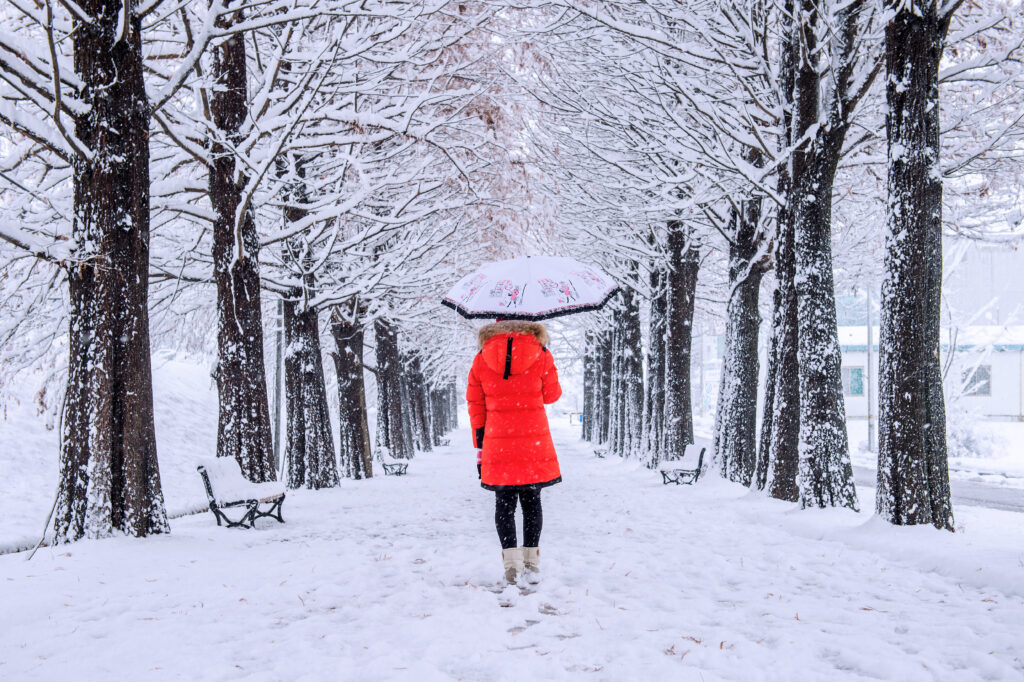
466,320,562,585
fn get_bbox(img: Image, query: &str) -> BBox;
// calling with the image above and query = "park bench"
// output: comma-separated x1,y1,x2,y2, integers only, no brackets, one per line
660,447,706,485
436,437,451,447
196,459,286,528
382,461,408,476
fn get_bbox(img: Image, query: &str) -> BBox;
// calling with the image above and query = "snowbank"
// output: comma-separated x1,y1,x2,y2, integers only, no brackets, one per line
0,351,218,552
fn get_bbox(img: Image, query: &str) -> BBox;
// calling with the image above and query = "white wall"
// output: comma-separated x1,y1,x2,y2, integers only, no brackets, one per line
840,347,1024,420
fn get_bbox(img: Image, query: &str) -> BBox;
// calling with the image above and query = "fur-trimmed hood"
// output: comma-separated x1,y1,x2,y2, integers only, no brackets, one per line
477,321,549,349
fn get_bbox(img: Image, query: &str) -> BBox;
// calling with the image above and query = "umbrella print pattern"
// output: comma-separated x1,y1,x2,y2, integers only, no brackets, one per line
442,256,619,321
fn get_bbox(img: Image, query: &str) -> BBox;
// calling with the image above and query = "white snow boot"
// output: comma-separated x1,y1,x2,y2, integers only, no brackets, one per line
522,547,540,584
502,547,523,585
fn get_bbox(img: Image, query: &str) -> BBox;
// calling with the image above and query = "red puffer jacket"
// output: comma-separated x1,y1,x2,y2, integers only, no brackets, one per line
467,321,562,490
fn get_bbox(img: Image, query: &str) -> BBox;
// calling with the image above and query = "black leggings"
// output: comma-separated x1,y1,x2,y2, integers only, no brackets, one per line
495,489,542,549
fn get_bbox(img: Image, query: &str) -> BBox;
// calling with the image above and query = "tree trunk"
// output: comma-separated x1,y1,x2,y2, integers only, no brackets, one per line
620,280,645,458
789,0,858,510
791,159,858,509
644,262,668,467
430,387,451,445
284,292,339,489
664,220,699,460
715,201,766,486
758,0,800,501
607,308,624,455
208,1,275,482
54,0,169,542
597,326,613,445
754,282,778,491
375,319,413,459
407,356,433,453
582,330,596,442
877,0,953,530
448,382,458,431
330,305,373,479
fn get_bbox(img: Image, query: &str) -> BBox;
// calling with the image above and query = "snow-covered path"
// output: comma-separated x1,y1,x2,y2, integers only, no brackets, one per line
2,425,1023,681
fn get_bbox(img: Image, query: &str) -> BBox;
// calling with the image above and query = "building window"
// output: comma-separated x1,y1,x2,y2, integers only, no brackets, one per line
962,365,991,397
842,367,865,396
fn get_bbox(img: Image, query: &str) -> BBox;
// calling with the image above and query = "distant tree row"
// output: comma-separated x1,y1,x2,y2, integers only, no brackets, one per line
0,0,507,542
524,0,1023,530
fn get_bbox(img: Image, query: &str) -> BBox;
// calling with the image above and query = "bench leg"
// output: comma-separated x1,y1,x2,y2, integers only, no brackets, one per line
255,498,285,524
211,503,258,528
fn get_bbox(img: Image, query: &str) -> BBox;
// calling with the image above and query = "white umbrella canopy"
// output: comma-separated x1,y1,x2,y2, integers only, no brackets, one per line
441,256,620,321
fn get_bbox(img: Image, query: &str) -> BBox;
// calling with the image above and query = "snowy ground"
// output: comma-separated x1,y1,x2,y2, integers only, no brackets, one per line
0,351,221,553
2,422,1023,680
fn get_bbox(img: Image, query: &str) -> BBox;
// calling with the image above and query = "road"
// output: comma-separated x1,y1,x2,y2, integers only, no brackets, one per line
853,466,1024,513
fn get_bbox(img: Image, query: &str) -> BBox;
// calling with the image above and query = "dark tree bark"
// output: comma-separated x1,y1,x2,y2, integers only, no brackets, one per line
447,382,458,431
787,0,872,510
406,356,433,453
644,262,668,467
715,200,767,486
766,213,802,502
664,219,699,460
54,0,169,542
429,387,452,445
607,304,625,454
877,0,954,530
582,330,596,442
375,319,413,459
754,283,778,492
758,5,800,501
284,291,339,489
398,365,416,455
614,280,645,458
595,325,613,445
330,305,373,479
209,1,275,482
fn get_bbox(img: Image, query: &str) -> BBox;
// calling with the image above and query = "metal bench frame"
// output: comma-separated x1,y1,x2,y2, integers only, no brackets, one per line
197,465,286,529
660,447,706,485
382,462,408,476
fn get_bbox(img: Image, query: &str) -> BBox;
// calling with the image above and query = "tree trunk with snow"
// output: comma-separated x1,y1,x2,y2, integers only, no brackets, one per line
284,291,338,489
406,355,433,453
617,281,645,458
791,153,858,510
582,330,596,442
663,219,699,460
877,0,954,531
788,0,861,510
607,305,625,455
330,306,373,479
765,215,801,502
448,383,459,431
644,262,668,467
598,325,614,445
757,4,800,501
586,324,614,446
715,201,766,486
209,2,275,482
754,283,778,491
54,0,169,542
430,386,453,445
399,365,417,455
375,319,413,460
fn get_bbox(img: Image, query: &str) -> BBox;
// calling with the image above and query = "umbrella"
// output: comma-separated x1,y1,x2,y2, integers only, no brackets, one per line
441,256,620,321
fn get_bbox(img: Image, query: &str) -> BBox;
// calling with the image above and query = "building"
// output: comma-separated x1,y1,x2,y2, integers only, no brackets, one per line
840,325,1024,422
